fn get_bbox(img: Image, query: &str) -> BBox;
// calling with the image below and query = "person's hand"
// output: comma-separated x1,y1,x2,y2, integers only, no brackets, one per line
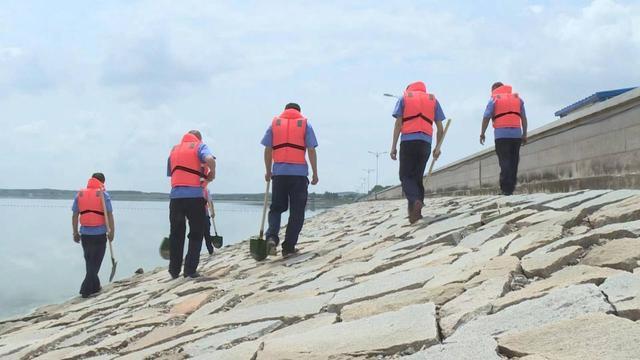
433,148,441,160
107,231,114,242
311,173,319,185
206,171,215,182
522,134,528,146
265,171,272,183
73,232,80,243
390,148,397,160
480,134,486,145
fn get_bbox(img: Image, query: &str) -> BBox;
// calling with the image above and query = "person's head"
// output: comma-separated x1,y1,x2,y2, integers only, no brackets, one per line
188,130,202,140
284,103,301,112
91,172,105,184
491,82,504,91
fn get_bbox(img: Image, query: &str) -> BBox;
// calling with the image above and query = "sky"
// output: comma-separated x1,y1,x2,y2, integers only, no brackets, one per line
0,0,639,194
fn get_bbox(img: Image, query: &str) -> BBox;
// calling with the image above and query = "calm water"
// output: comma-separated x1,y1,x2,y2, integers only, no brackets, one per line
0,198,322,320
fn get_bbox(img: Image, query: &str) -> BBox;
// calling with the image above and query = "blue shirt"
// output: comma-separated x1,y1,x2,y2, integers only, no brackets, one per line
392,97,446,143
72,192,113,235
483,98,526,139
261,123,318,177
167,143,215,199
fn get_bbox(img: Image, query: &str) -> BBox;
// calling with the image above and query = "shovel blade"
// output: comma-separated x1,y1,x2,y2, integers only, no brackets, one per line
109,259,117,282
250,236,267,261
212,235,223,249
159,237,171,260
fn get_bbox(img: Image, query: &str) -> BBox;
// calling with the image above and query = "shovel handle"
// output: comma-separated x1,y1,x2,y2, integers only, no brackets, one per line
427,118,452,177
259,180,271,237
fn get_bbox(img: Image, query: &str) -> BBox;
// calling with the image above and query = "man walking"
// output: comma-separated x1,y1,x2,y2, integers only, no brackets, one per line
390,81,445,223
167,130,216,278
262,103,318,258
72,173,114,298
480,82,528,195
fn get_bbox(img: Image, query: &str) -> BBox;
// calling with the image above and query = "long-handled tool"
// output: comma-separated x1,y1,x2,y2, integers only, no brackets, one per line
250,180,270,261
208,198,223,249
424,118,452,187
100,189,117,282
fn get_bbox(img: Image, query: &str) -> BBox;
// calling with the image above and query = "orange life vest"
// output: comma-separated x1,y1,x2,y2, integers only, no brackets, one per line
402,81,436,136
491,85,522,128
169,133,206,187
77,178,106,227
272,109,307,165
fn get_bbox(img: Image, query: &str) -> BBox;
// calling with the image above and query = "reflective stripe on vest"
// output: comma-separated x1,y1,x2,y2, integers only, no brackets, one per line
272,109,307,165
78,178,106,227
491,85,522,129
402,91,436,136
170,133,205,187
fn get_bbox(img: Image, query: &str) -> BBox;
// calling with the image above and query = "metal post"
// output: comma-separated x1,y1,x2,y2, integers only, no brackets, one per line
368,151,388,187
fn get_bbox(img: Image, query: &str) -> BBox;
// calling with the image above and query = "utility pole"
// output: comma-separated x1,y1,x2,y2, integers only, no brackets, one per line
363,169,374,193
368,151,388,187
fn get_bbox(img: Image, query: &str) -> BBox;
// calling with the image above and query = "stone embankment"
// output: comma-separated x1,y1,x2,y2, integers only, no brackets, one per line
2,190,640,359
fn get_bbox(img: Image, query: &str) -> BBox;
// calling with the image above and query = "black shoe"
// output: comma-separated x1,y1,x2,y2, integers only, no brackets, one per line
184,272,201,279
266,238,277,256
170,273,179,280
282,248,300,259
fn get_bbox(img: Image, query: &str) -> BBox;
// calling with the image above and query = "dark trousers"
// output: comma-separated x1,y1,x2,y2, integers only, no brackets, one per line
495,138,522,195
265,175,309,252
399,140,431,206
204,215,214,254
80,234,107,297
169,197,206,277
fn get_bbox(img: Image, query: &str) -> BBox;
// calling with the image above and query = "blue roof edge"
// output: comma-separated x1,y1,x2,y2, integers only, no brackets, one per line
555,87,637,117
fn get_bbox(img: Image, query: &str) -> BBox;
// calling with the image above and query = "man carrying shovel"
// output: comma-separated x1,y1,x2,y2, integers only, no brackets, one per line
71,173,115,298
390,81,445,223
261,103,319,258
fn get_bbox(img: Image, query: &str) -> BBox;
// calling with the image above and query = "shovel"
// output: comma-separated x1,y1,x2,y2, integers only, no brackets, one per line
250,180,270,261
100,189,117,282
424,118,452,187
208,198,223,249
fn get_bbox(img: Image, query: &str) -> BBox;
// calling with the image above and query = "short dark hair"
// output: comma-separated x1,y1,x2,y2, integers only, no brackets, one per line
92,172,105,183
188,130,202,140
491,82,504,91
284,103,301,112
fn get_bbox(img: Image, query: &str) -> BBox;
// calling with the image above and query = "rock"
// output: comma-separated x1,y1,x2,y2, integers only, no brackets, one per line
582,238,640,271
258,303,438,359
329,267,436,309
589,194,640,227
182,320,282,356
190,341,262,360
134,268,144,275
497,313,640,359
458,224,509,248
541,190,610,210
465,256,521,289
262,313,337,340
504,225,563,258
440,275,510,337
521,246,584,278
492,265,622,313
169,290,213,315
409,284,612,360
599,272,640,321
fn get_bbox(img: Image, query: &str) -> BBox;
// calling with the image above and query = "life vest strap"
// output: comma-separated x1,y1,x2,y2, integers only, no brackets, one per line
403,114,434,124
171,166,206,178
494,111,521,120
80,210,104,216
273,143,306,151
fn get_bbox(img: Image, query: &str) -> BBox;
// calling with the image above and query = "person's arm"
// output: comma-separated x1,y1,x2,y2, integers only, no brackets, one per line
480,117,490,145
308,147,318,185
521,101,528,145
390,116,402,160
433,120,445,159
72,212,80,243
204,155,216,181
106,212,115,242
264,147,273,182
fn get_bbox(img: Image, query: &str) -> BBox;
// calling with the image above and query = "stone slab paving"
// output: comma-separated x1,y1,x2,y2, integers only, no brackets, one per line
1,191,639,359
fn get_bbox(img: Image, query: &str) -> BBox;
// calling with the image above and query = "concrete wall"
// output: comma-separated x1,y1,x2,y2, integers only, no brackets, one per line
370,88,640,200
